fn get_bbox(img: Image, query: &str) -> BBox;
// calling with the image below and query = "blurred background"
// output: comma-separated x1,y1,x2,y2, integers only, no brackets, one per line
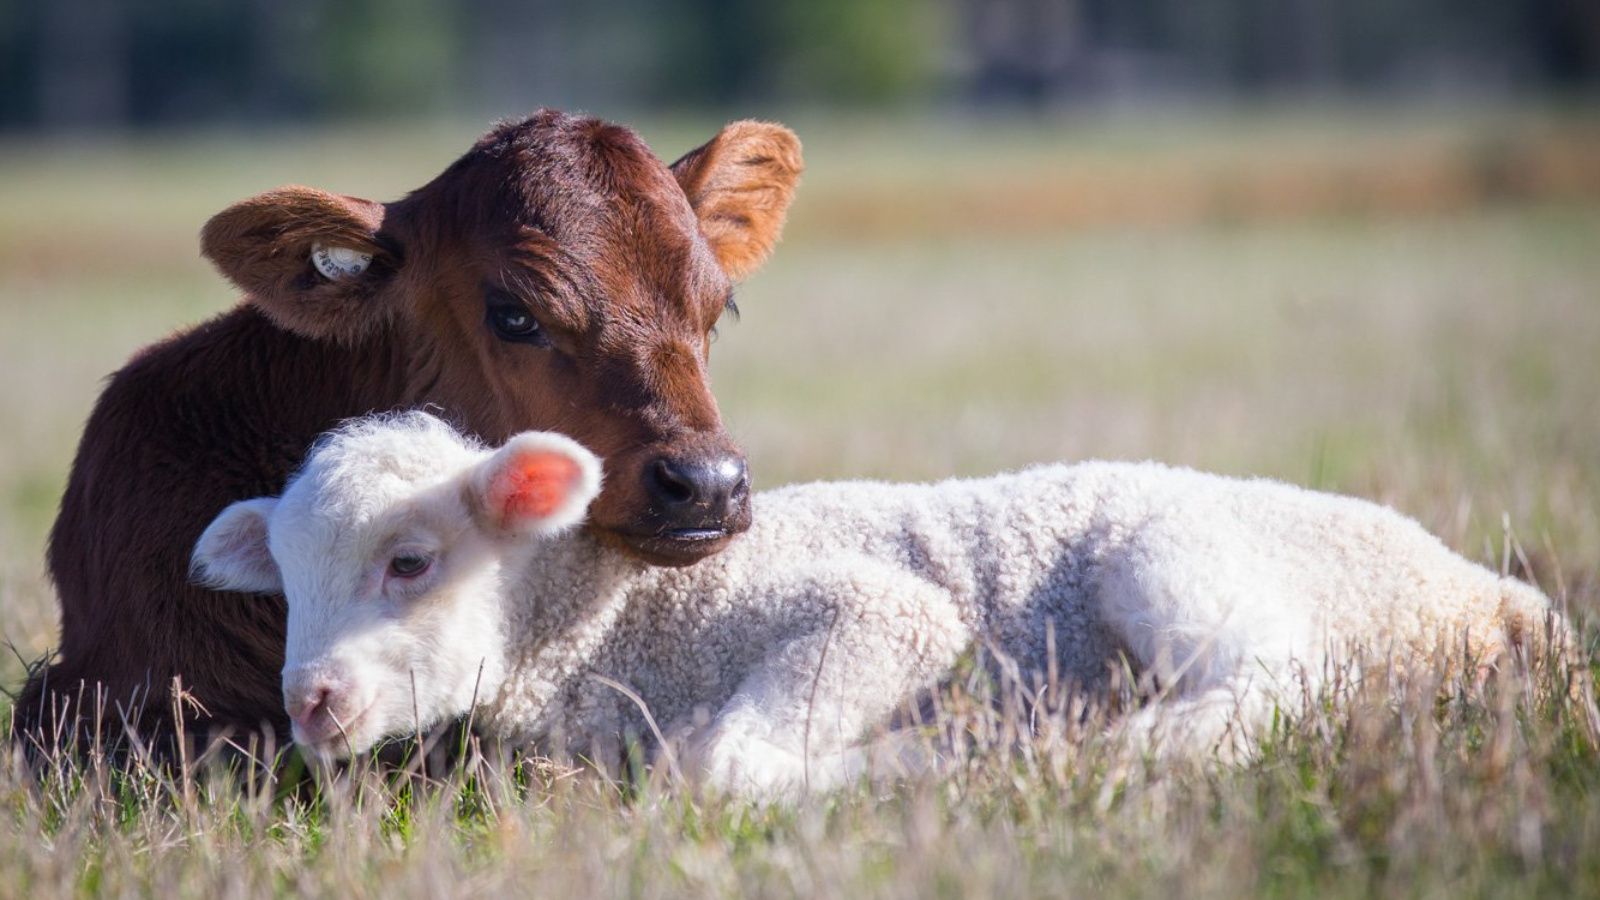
1,0,1597,126
1,0,1598,678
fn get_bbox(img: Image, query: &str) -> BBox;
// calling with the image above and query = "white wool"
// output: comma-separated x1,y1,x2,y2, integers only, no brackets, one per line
200,413,1561,798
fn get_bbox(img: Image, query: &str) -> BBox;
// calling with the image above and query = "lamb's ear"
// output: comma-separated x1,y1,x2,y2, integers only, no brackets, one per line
470,432,602,538
191,497,283,594
201,186,399,343
670,120,803,281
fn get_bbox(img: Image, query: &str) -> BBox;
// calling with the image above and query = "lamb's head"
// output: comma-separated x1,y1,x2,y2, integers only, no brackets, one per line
190,411,602,758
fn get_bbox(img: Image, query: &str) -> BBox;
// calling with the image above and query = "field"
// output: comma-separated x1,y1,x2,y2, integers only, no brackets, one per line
1,107,1598,896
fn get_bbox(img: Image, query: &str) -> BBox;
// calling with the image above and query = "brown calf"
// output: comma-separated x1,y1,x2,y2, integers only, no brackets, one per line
16,110,802,751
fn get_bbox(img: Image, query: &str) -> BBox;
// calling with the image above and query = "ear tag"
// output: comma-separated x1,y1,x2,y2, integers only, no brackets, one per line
311,243,373,280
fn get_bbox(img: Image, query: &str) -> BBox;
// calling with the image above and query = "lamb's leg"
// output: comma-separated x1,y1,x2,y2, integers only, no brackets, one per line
1117,682,1283,762
1096,530,1314,759
683,569,969,799
684,679,899,798
685,655,944,797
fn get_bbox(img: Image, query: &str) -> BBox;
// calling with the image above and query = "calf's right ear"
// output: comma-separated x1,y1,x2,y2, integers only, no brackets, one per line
671,121,803,282
469,432,603,538
201,186,399,343
191,497,283,594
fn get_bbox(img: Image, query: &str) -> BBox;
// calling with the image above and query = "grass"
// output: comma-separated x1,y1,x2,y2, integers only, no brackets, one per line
1,106,1598,896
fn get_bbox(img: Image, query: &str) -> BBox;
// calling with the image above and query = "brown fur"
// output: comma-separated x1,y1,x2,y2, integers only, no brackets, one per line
16,111,802,752
670,120,803,280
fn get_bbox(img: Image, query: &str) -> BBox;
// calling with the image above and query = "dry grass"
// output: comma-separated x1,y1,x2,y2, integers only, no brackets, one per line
0,107,1597,896
4,638,1596,897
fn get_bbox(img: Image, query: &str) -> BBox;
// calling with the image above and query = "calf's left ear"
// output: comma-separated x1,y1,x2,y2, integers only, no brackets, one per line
191,497,283,594
469,433,603,538
201,186,399,344
671,121,803,281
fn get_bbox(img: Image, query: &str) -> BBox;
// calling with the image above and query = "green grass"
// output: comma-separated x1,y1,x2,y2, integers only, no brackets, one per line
1,109,1598,897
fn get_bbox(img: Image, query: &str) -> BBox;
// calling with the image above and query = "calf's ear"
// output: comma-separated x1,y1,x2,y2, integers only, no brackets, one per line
201,186,399,343
191,497,283,594
470,433,602,538
671,120,803,281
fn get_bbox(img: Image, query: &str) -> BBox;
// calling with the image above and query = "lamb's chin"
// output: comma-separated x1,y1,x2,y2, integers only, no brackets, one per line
293,722,388,761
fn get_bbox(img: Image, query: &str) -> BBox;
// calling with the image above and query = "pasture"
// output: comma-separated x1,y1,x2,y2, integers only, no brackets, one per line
1,108,1598,896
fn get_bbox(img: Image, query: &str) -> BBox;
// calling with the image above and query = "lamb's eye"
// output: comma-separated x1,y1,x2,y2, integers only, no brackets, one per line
389,554,431,578
486,301,544,344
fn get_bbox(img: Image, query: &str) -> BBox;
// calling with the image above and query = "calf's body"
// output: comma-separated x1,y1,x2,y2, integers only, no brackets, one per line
37,310,403,733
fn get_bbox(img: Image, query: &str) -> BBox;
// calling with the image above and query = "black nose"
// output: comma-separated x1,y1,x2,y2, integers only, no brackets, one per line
649,454,749,517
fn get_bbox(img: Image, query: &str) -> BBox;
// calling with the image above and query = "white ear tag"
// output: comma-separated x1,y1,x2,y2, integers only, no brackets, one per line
311,243,373,280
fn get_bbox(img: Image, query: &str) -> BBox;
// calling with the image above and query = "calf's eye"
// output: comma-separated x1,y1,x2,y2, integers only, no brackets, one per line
487,302,545,344
389,554,431,578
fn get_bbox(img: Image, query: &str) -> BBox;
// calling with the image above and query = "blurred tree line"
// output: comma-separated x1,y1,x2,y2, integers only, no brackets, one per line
0,0,1594,131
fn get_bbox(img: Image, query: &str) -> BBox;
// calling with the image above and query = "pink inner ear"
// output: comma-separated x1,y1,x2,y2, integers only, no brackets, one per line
490,451,582,527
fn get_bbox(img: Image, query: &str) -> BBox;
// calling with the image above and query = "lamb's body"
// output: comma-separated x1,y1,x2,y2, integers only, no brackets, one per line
483,461,1548,787
193,414,1555,797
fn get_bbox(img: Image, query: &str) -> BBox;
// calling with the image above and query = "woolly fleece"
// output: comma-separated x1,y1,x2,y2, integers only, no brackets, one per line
195,413,1557,797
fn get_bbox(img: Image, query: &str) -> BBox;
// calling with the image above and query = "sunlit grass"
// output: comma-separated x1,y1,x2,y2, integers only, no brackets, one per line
3,634,1596,897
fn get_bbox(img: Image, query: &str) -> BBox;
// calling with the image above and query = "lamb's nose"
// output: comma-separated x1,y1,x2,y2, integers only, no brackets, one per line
286,684,332,730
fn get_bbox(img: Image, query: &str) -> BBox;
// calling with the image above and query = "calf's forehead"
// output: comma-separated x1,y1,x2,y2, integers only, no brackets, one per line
512,116,693,234
409,112,729,308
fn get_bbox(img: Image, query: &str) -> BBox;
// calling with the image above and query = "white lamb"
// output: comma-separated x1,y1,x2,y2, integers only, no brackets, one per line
191,412,1557,797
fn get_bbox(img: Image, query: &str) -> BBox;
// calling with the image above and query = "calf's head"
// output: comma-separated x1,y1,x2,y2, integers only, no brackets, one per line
191,413,602,757
201,111,801,565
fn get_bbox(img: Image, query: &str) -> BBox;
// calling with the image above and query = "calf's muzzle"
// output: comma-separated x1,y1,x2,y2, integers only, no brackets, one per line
649,452,749,526
594,436,752,566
